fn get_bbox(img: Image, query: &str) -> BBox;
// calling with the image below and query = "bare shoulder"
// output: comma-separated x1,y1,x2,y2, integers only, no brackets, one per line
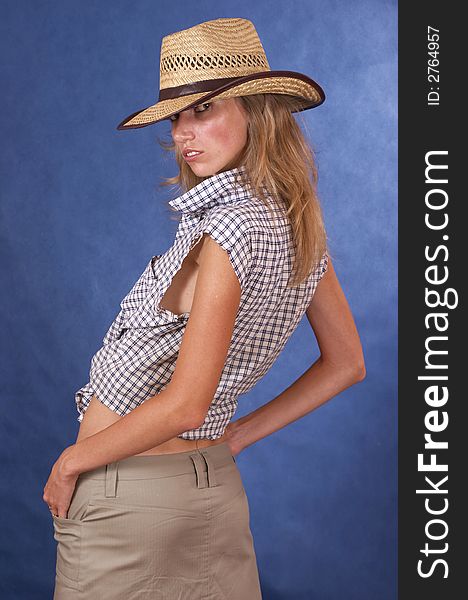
306,257,343,318
191,231,233,264
187,233,211,265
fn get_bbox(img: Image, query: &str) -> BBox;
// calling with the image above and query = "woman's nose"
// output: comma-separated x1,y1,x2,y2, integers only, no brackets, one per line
171,116,195,143
173,130,195,143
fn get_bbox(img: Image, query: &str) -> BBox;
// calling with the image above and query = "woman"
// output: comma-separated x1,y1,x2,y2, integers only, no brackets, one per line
43,17,365,599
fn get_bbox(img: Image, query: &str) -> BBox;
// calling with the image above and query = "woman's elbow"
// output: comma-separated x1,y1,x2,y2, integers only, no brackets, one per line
322,351,366,384
177,400,210,431
353,360,366,382
349,347,366,383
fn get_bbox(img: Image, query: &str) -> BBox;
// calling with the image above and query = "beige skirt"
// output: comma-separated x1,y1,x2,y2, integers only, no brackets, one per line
52,442,262,599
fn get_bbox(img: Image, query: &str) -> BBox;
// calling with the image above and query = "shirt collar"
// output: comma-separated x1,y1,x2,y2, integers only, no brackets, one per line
168,165,252,216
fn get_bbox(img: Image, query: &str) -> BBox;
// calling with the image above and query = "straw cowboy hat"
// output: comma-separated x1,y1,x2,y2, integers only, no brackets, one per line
117,17,325,130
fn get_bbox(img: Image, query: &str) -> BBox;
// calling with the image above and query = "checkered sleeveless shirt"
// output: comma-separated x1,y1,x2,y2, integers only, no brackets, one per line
75,166,328,439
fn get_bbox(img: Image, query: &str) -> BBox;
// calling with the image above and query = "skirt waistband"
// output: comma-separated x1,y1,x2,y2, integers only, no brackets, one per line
78,441,234,483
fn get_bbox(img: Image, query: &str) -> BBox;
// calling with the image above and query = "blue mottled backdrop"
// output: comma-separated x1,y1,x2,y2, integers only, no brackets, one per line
0,1,397,598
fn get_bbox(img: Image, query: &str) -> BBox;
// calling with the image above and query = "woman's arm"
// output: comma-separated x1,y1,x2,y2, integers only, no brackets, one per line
226,257,366,454
61,234,243,475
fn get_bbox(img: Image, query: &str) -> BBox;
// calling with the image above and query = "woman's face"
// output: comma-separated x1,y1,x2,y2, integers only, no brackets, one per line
170,97,249,177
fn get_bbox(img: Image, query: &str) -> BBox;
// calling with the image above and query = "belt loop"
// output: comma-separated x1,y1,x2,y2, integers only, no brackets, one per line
189,453,207,489
200,451,217,488
105,462,118,497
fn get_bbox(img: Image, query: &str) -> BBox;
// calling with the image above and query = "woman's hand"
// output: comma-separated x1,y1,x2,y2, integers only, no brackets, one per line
43,445,80,519
223,420,247,458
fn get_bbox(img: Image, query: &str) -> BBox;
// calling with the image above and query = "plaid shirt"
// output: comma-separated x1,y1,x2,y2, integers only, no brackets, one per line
75,166,328,439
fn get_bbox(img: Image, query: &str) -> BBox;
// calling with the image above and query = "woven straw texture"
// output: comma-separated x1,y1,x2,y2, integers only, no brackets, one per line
159,18,270,88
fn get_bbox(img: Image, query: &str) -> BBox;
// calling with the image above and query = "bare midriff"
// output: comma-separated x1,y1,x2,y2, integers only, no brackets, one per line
75,235,229,456
75,394,229,456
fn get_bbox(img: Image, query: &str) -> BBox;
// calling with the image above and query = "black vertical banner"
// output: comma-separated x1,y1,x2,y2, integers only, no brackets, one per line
399,3,464,599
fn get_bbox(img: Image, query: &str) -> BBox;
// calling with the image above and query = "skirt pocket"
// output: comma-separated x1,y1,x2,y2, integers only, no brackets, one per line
51,477,97,589
52,516,83,588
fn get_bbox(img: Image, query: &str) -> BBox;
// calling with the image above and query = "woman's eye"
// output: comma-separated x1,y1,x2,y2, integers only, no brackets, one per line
169,103,211,123
194,102,211,113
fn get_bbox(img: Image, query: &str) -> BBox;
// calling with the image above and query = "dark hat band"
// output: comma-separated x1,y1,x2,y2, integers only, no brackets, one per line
157,71,325,104
158,77,241,101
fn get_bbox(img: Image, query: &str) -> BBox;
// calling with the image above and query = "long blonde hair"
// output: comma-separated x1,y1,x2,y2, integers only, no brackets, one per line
157,93,328,287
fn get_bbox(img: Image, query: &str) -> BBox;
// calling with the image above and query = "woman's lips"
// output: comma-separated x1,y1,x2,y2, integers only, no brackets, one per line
183,151,204,162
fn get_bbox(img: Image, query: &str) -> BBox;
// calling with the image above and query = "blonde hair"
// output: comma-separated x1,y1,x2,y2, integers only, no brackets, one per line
157,93,328,287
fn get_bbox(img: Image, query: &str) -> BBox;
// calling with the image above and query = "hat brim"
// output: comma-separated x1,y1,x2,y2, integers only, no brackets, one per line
116,70,325,130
